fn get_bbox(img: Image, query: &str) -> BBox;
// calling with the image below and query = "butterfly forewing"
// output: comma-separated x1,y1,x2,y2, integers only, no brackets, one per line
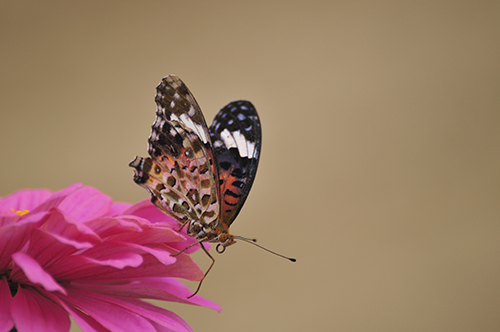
209,101,262,227
130,75,220,226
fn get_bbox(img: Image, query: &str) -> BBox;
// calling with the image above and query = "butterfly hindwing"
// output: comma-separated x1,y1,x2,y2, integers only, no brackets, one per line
209,100,261,227
130,75,220,226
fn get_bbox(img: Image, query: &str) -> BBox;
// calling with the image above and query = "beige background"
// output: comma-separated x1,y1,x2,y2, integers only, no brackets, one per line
1,1,500,331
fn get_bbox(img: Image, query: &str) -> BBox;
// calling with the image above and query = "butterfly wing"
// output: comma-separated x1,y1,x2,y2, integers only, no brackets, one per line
209,100,262,227
130,75,220,226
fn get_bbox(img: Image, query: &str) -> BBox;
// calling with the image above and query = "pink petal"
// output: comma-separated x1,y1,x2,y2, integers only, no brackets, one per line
44,209,99,245
0,206,49,228
125,200,179,226
107,226,186,246
64,308,109,332
113,296,193,332
118,242,177,265
66,309,108,332
11,252,67,295
61,289,157,332
12,210,50,226
0,277,14,332
40,290,109,332
79,241,175,268
124,200,210,254
70,277,221,312
12,229,93,282
48,233,94,251
0,188,52,212
84,216,144,238
58,186,113,222
0,210,20,227
0,219,45,271
31,183,83,214
68,289,192,332
10,286,70,332
84,252,144,269
106,202,133,217
56,250,201,282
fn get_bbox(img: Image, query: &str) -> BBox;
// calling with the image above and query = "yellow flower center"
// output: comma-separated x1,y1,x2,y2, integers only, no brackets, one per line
11,209,30,216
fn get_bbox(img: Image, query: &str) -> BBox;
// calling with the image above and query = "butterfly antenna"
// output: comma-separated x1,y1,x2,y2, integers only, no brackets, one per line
233,236,296,262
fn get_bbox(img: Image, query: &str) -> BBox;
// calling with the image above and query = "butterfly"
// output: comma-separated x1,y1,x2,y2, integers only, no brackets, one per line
129,75,294,297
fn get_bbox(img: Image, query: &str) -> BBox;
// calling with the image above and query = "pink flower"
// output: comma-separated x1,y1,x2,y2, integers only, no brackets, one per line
0,183,220,332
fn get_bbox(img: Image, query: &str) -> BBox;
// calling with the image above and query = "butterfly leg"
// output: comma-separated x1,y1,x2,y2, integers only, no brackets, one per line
171,236,207,257
175,218,190,233
188,242,215,299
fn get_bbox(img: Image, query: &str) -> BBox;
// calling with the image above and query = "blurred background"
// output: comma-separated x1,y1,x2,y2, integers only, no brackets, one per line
1,1,499,331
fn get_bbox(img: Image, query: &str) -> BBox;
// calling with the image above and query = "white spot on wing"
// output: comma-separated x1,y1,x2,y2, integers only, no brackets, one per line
213,140,224,148
179,113,208,143
247,140,256,158
232,130,248,157
170,113,180,122
220,129,255,158
188,105,196,116
220,128,237,149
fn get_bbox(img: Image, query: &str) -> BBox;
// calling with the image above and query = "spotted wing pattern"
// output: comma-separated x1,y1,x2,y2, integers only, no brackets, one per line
129,75,220,227
209,101,261,227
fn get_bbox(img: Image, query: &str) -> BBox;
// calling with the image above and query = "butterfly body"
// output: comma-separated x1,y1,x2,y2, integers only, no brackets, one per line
130,75,261,252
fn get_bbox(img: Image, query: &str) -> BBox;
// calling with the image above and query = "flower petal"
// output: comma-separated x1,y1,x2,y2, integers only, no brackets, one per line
44,209,100,246
0,277,14,332
70,277,221,312
58,186,113,222
11,229,80,283
120,243,176,266
66,309,108,332
124,200,210,254
67,289,192,332
106,224,186,245
0,188,52,212
40,289,109,332
0,217,46,271
84,251,144,269
11,252,67,295
61,289,157,332
11,227,97,284
106,202,133,217
55,249,201,282
84,216,145,238
124,199,179,227
113,296,193,332
31,183,82,214
10,286,70,332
